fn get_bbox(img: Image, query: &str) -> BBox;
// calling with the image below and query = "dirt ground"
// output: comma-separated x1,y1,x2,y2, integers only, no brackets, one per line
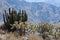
0,32,60,40
8,32,43,40
0,32,43,40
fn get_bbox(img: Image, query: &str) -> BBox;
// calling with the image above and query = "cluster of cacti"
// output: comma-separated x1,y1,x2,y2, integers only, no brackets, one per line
38,23,53,40
3,8,28,31
38,22,53,33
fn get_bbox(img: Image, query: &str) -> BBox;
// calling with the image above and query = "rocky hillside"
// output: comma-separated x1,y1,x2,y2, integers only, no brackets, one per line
0,0,60,24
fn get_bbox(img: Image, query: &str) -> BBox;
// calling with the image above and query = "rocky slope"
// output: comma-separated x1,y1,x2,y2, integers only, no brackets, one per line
0,0,60,24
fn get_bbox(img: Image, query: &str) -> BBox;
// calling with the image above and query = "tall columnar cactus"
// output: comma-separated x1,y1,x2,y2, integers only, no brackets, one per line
3,8,28,32
8,8,12,24
11,8,14,24
3,13,6,25
18,10,21,23
20,10,28,35
17,10,28,22
3,10,8,26
3,10,9,29
24,10,28,22
9,8,11,14
13,9,17,21
21,10,28,22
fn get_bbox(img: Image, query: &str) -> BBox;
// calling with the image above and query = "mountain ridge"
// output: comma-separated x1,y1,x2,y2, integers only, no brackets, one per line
0,0,60,24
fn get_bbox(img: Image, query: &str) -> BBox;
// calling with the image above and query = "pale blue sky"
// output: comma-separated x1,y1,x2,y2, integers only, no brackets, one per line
25,0,60,7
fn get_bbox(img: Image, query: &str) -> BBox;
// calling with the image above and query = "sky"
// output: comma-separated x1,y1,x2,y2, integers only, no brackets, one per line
25,0,60,7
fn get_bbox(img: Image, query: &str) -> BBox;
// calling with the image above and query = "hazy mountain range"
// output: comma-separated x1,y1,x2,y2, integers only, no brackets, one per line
0,0,60,24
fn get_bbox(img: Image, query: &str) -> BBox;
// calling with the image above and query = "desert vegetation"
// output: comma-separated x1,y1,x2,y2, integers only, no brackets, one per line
0,8,60,40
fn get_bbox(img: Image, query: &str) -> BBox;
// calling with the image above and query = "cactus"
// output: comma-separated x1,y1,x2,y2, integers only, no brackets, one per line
3,10,8,26
24,11,28,22
8,8,12,24
13,9,18,21
17,10,28,22
3,8,28,33
21,10,28,22
18,10,21,23
3,13,6,25
19,10,28,35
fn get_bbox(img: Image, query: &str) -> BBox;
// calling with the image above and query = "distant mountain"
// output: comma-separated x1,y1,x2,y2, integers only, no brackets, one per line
0,0,60,24
53,22,60,29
